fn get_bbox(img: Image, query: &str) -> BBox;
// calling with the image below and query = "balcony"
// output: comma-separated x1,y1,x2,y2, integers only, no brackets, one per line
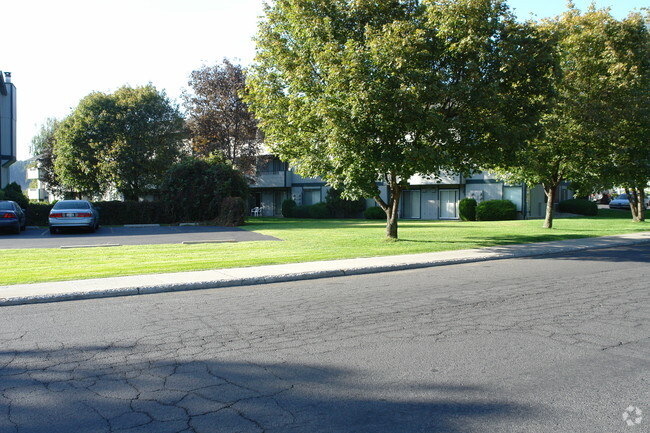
28,188,48,201
27,167,41,180
250,171,290,188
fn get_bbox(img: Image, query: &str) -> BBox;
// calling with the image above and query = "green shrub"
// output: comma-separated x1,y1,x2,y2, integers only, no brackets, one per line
0,190,5,200
282,199,297,217
558,198,597,216
308,202,331,219
159,155,249,222
292,205,311,218
25,203,54,226
476,200,517,221
364,206,385,220
2,182,29,209
93,201,175,225
216,197,247,226
459,197,477,221
325,188,365,218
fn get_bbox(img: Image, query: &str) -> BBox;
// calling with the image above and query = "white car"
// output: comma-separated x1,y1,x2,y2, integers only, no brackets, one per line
49,200,100,234
609,193,650,210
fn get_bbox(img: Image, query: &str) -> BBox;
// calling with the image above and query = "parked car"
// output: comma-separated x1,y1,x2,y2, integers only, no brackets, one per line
49,200,100,234
0,200,26,234
608,193,650,210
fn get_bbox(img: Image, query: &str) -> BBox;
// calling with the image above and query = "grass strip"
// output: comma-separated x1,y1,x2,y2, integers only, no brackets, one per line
3,209,647,285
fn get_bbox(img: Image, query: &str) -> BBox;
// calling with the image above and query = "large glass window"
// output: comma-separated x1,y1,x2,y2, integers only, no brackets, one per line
439,190,458,219
302,188,321,206
503,186,523,211
402,190,421,219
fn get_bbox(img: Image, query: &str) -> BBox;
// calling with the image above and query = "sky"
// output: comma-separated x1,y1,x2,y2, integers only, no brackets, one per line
3,0,646,161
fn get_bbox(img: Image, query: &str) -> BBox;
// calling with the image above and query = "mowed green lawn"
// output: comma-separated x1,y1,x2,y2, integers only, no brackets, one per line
3,209,648,285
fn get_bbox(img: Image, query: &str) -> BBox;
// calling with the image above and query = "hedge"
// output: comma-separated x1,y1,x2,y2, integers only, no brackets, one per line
558,199,598,216
364,206,385,220
25,199,249,226
476,199,517,221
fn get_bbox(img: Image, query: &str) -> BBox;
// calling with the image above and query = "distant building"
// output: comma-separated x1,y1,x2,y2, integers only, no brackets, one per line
0,71,17,189
249,153,572,220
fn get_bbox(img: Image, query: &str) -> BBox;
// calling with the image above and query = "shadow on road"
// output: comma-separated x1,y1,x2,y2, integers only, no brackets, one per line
0,345,534,433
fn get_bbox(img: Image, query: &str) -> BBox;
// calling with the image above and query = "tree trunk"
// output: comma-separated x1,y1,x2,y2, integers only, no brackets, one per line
386,197,400,239
543,183,557,229
628,188,645,223
638,189,646,222
373,175,402,240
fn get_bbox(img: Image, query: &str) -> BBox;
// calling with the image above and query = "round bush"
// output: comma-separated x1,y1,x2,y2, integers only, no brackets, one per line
459,197,477,221
364,206,386,220
281,199,296,217
558,199,597,216
476,200,517,221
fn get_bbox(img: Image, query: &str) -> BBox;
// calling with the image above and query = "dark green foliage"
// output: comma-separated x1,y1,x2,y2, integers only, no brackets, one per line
25,203,53,226
2,182,29,209
308,202,331,219
476,200,517,221
325,188,365,218
292,205,312,218
0,190,5,200
94,201,175,225
364,206,386,220
54,85,186,199
159,156,249,222
459,197,477,221
289,203,331,219
558,199,598,216
216,197,247,226
281,199,297,217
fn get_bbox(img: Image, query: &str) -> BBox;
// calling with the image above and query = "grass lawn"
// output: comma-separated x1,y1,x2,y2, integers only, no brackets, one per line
3,209,648,285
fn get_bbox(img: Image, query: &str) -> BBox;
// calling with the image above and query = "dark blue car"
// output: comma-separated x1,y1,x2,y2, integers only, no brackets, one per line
0,200,26,234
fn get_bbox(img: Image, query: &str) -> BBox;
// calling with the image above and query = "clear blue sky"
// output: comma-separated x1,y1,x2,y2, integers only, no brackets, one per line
4,0,646,161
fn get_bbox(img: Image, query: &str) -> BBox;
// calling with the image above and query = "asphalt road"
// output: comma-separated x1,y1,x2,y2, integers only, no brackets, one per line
0,225,280,249
0,244,648,433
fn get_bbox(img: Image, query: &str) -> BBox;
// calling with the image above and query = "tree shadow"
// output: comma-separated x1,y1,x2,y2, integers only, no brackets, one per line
0,345,535,433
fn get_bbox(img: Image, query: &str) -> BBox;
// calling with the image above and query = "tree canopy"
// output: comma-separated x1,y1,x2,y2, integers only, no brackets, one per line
30,118,67,197
54,85,186,200
183,59,261,174
493,6,649,226
246,0,555,238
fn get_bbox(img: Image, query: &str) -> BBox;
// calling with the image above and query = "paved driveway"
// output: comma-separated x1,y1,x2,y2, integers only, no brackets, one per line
0,225,280,249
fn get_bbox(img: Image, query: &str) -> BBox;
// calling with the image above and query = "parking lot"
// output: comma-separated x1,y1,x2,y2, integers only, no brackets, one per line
0,225,280,249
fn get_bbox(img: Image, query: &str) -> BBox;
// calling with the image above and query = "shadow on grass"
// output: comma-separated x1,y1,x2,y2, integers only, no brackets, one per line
0,345,536,433
397,234,596,247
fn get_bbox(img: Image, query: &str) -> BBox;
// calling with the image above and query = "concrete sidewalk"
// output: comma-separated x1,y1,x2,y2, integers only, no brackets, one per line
2,232,649,307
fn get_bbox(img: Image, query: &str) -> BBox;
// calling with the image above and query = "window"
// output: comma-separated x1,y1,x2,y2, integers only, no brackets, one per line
402,190,421,219
302,188,321,206
503,186,522,211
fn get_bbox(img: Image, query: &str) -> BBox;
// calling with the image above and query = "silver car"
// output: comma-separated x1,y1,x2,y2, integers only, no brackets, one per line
49,200,100,234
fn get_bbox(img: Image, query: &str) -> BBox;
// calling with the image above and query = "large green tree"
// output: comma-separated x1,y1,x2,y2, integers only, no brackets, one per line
495,6,649,227
29,118,68,197
54,85,186,200
246,0,554,239
594,11,649,222
183,59,261,174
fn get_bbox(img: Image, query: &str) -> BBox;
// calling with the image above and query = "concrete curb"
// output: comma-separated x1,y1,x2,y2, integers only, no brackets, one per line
2,232,649,307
